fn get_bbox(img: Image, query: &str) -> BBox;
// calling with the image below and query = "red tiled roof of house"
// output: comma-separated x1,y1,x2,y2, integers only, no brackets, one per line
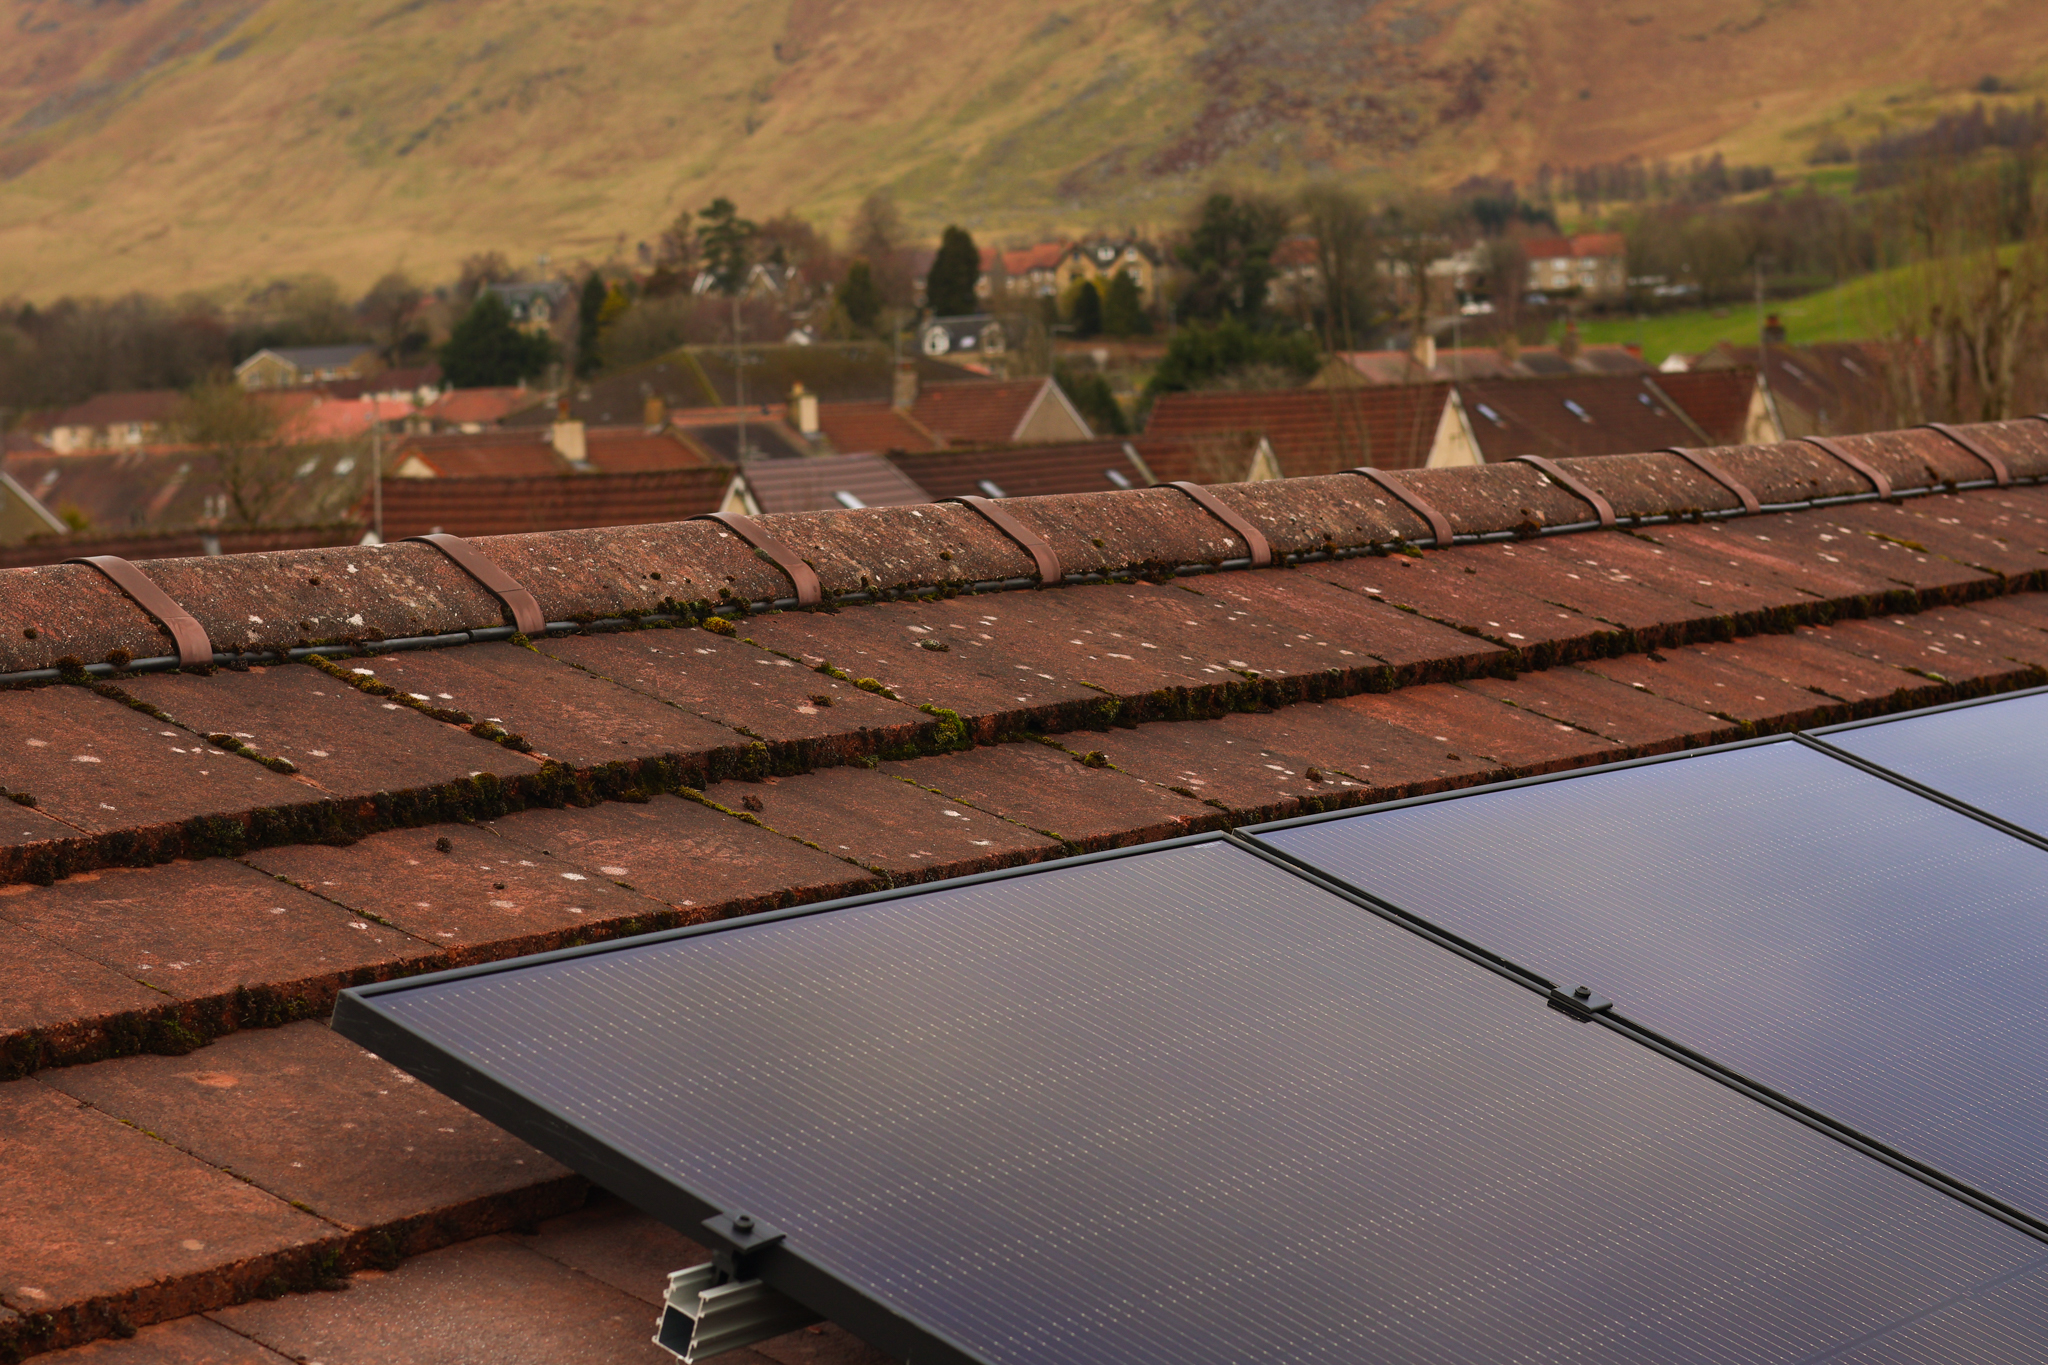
389,429,571,478
815,400,942,454
1712,342,1892,434
1001,241,1069,274
1456,372,1713,461
886,439,1154,500
1571,231,1627,257
580,426,713,474
422,386,536,426
910,377,1067,446
34,389,182,432
738,453,932,514
1648,366,1756,445
4,421,2048,1361
376,465,734,539
1146,385,1451,474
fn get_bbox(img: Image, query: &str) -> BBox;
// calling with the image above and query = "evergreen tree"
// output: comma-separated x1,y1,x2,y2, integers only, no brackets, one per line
441,292,557,388
1102,270,1149,337
926,225,981,317
574,273,607,378
1070,278,1103,338
1175,192,1290,322
1054,363,1127,435
696,198,758,296
841,260,882,332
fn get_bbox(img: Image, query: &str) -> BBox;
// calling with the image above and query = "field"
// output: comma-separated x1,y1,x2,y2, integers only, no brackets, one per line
1,0,2046,300
1565,271,1900,364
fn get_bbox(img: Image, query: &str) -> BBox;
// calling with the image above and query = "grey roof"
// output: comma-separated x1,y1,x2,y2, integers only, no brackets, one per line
243,344,379,371
738,453,932,514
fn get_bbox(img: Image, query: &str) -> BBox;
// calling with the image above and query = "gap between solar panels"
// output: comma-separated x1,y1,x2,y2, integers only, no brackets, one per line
332,702,2048,1364
1250,707,2048,1254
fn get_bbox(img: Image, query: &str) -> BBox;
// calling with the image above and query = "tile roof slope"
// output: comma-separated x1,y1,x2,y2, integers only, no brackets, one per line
909,377,1066,446
420,386,537,426
375,465,734,540
35,389,183,431
509,347,986,427
1714,341,1892,433
390,430,571,479
1145,384,1451,474
1336,346,1646,384
1646,366,1756,444
577,427,713,474
4,419,2048,1362
739,453,932,514
813,400,942,455
886,439,1153,499
5,447,366,534
1457,371,1713,461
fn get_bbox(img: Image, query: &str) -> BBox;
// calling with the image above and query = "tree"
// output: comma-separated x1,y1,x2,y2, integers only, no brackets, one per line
1175,192,1291,322
927,226,981,317
841,260,882,332
358,271,425,362
1054,363,1126,434
1068,278,1103,338
1298,184,1381,352
174,376,291,527
574,273,607,378
1102,270,1149,337
1142,318,1321,400
696,198,759,297
455,252,518,306
441,292,556,387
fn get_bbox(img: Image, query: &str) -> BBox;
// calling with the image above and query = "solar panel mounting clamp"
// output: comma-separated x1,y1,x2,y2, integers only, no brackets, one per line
701,1211,788,1280
1547,985,1612,1021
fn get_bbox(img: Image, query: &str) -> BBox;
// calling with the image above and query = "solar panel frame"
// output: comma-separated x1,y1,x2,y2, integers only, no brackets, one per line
338,818,2048,1365
1806,684,2048,852
1247,731,2048,1250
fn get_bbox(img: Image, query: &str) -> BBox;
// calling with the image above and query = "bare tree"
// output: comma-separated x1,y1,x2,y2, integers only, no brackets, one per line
174,377,294,527
1299,183,1381,353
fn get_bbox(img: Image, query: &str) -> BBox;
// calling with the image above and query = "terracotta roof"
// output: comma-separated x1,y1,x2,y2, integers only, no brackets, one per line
579,427,715,474
1337,345,1648,384
1523,233,1626,260
1146,385,1451,474
886,440,1155,500
737,453,932,514
514,346,983,426
1710,342,1892,434
1647,366,1756,445
666,411,814,462
1001,241,1069,274
420,386,535,426
815,400,942,455
34,389,182,432
3,420,2048,1361
389,430,571,479
911,377,1071,446
1456,372,1714,461
4,445,366,536
373,466,732,539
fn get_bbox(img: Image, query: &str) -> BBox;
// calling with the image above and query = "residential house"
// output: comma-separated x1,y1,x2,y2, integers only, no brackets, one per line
919,316,1007,362
1268,235,1324,315
31,390,182,453
886,439,1158,501
1522,233,1628,302
485,281,573,334
1695,342,1891,442
1452,371,1732,463
387,425,712,480
982,241,1069,301
235,344,384,390
725,453,932,515
816,375,1093,454
1145,385,1459,475
375,465,736,541
1055,237,1169,308
417,387,542,433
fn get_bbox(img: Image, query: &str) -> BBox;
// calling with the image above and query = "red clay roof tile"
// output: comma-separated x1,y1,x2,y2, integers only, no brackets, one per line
1145,385,1451,474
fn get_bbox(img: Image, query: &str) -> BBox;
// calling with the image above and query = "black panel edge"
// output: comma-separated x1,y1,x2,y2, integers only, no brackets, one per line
332,988,997,1364
342,830,1241,1003
1807,680,2048,735
1793,734,2048,855
1235,806,2048,1250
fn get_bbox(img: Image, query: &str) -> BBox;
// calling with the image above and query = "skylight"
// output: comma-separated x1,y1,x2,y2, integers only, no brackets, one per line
978,479,1007,499
833,490,867,509
1564,398,1594,423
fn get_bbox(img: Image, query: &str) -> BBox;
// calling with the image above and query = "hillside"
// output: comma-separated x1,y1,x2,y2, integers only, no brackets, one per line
2,0,2046,301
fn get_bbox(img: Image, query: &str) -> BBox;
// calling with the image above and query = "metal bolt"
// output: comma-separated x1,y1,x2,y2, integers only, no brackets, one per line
1573,986,1591,999
732,1214,755,1237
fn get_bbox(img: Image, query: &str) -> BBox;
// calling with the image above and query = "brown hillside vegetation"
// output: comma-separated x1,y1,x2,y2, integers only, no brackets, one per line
1,0,2045,299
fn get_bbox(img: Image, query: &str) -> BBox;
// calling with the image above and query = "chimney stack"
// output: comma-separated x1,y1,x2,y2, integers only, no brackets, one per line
892,359,918,412
791,383,819,436
550,419,588,466
1410,333,1437,373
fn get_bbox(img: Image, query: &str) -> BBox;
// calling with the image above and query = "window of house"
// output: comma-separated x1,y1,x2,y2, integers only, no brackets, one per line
1564,399,1594,423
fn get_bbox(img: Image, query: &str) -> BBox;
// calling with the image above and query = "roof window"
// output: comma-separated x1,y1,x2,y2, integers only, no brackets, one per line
978,479,1007,499
1564,399,1595,424
833,490,867,509
1105,469,1132,490
1476,402,1506,427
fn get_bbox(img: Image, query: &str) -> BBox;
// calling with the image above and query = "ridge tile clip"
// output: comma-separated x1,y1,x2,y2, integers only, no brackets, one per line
1512,455,1616,529
405,532,546,636
1346,466,1452,548
67,554,214,670
1924,423,2013,487
1167,481,1272,567
1801,435,1893,500
1658,446,1761,515
692,512,823,607
1547,984,1613,1021
946,494,1064,585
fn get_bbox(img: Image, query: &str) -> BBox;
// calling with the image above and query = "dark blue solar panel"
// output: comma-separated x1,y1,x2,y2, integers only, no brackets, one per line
339,839,2048,1365
1818,691,2048,839
1258,739,2048,1225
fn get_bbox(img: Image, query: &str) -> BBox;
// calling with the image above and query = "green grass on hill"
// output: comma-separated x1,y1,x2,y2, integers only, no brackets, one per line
1560,269,1903,364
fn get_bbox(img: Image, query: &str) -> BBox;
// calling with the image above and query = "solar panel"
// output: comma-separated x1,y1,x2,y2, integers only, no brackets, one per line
1256,738,2048,1228
336,836,2048,1364
1815,690,2048,840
